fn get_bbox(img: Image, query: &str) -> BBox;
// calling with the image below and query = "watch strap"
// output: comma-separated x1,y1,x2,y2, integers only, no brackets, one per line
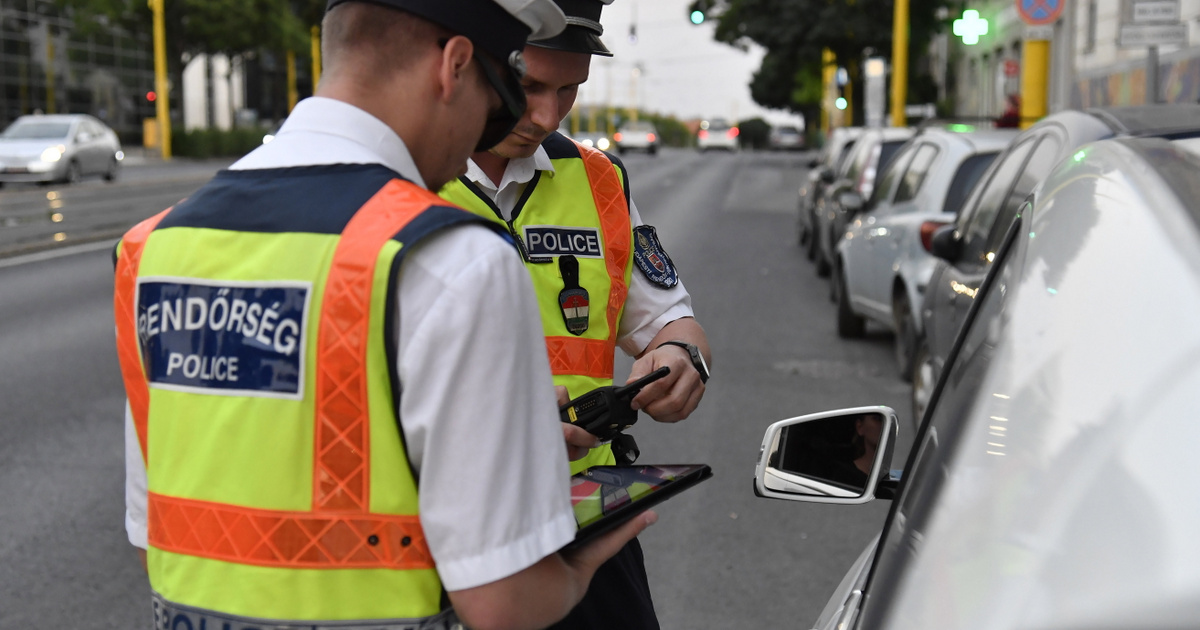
656,340,709,384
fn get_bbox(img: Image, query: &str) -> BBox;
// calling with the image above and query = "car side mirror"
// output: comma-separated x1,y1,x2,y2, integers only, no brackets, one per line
838,191,865,215
754,407,899,504
929,224,963,262
819,167,835,184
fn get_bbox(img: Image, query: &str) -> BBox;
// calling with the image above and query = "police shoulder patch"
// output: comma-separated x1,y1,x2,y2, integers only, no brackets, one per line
632,225,679,288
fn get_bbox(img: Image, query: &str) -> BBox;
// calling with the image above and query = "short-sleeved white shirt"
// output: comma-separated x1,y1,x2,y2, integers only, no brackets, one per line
124,96,576,591
463,146,694,357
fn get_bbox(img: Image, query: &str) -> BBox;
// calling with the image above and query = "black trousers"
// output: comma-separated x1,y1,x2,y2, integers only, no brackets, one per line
547,538,659,630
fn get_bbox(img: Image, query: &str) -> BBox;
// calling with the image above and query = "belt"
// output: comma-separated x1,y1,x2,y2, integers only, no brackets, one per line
152,592,464,630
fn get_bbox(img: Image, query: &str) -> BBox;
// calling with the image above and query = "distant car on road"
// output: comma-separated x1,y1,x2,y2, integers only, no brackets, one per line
571,130,612,152
0,114,123,186
769,125,804,151
697,119,739,152
832,125,1017,380
756,130,1200,630
613,121,659,155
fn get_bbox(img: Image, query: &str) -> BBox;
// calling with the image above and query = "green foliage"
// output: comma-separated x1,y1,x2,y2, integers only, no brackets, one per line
736,117,770,150
171,126,269,158
694,0,943,116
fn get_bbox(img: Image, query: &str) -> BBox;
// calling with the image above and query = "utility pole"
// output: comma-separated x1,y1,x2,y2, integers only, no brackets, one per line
45,35,55,114
890,0,908,127
311,26,322,90
286,51,298,112
150,0,171,159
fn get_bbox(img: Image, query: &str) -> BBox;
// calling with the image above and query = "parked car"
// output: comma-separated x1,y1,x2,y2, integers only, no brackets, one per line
756,131,1200,630
697,118,739,151
769,124,804,151
812,126,914,277
914,104,1200,420
613,121,659,155
0,114,122,185
831,125,1018,381
799,127,863,256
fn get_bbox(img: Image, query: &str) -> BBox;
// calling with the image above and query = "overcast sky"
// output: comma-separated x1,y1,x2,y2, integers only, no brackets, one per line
589,0,805,127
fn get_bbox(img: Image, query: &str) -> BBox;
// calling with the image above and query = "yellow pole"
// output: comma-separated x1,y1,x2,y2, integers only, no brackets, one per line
286,50,298,112
45,36,55,114
822,49,835,135
571,106,580,136
310,25,322,91
890,0,909,127
150,0,171,159
1020,39,1049,129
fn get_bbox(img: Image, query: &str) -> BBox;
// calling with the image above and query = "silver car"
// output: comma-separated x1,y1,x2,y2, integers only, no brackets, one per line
755,132,1200,630
832,125,1017,380
0,114,123,185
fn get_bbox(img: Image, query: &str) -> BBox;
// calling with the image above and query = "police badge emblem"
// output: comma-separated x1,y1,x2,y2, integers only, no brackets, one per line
632,225,679,288
557,255,590,335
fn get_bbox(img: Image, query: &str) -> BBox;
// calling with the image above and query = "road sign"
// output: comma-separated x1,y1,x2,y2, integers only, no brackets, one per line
1119,22,1187,47
1132,0,1179,23
1016,0,1064,25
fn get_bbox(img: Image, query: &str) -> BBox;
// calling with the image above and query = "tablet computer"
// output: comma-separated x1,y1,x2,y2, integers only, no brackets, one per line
565,464,712,550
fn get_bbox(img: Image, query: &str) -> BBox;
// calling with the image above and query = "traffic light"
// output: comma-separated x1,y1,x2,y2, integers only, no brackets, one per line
146,91,157,102
688,0,712,25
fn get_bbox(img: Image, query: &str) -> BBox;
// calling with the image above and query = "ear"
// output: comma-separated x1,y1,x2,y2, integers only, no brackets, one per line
435,35,475,103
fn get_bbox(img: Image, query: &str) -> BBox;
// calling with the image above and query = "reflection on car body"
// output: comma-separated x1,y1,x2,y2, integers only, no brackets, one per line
754,121,1200,630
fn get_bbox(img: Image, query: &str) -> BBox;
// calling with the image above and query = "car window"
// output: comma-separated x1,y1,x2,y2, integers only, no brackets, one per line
866,144,917,211
942,151,1000,216
3,121,71,139
877,140,906,173
861,211,1024,628
832,139,858,170
980,135,1061,259
959,137,1037,266
894,144,940,204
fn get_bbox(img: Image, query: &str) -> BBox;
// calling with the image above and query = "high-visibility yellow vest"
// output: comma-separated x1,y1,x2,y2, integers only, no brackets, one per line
440,134,633,474
114,165,499,626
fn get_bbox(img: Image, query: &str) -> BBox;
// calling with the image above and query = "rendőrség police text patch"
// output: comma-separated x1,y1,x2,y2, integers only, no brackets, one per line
137,278,311,399
633,225,678,288
522,225,604,258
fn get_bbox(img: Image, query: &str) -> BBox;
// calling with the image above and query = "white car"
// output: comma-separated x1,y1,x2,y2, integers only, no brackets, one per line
697,119,738,151
755,130,1200,630
613,121,659,155
0,114,123,185
572,131,611,152
832,125,1018,379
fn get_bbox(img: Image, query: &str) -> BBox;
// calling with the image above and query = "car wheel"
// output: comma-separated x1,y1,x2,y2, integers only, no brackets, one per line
805,211,819,261
910,337,935,429
64,160,82,184
104,156,120,182
893,288,916,381
834,266,865,338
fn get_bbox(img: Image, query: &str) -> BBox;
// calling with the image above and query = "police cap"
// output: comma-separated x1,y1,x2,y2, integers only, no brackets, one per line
530,0,614,57
325,0,567,72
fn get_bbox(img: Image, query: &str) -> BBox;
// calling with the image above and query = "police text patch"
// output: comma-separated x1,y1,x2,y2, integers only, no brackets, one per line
522,225,604,258
137,278,311,398
633,225,679,288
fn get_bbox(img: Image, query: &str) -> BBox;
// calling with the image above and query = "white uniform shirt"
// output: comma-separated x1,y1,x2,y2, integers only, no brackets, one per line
125,96,576,591
463,146,694,357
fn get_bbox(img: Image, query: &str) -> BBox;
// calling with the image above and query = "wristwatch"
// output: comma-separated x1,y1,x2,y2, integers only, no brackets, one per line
657,341,710,384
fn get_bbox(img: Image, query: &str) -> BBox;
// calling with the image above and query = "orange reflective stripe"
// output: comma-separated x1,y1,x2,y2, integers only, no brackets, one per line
546,336,614,378
114,209,172,465
553,141,629,379
314,179,441,512
148,492,433,569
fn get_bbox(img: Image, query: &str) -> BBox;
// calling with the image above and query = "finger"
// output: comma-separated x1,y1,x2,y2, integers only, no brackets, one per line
562,509,657,571
555,385,570,407
629,369,680,411
644,376,704,423
562,423,600,461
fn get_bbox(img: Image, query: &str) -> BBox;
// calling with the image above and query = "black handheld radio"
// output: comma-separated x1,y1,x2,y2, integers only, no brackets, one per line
560,366,671,441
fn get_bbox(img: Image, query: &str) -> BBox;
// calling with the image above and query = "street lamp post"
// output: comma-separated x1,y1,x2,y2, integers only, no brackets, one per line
149,0,171,159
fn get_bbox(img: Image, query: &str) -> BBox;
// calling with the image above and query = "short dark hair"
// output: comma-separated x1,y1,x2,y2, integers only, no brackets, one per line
322,3,452,80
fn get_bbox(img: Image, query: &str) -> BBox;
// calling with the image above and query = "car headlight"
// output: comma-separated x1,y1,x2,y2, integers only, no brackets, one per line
597,138,610,151
41,145,65,162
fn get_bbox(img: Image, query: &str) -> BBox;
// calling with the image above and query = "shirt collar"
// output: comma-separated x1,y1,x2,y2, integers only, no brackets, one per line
270,97,426,188
464,144,555,194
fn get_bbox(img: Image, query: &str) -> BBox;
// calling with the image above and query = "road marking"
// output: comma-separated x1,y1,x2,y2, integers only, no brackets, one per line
0,240,115,269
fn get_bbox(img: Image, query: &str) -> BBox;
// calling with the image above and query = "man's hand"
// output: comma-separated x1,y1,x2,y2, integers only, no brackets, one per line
629,317,711,423
557,385,599,460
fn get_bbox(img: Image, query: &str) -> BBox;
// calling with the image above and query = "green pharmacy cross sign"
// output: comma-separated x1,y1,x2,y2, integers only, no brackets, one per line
954,9,989,45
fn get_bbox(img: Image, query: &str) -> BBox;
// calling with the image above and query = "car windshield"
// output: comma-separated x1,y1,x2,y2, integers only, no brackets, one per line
707,120,731,131
622,122,655,132
2,122,71,140
943,152,1000,214
877,140,906,172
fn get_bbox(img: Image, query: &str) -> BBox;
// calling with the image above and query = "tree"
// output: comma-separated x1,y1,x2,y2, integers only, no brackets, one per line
692,0,943,125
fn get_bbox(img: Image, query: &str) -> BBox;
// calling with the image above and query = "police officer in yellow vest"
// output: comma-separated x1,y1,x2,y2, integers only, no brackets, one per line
115,1,656,629
440,1,711,627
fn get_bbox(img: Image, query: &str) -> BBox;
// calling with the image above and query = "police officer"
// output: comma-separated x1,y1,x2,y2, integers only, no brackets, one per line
439,2,712,628
115,1,654,629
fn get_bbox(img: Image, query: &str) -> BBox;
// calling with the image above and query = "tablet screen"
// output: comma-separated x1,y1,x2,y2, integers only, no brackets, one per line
569,464,711,544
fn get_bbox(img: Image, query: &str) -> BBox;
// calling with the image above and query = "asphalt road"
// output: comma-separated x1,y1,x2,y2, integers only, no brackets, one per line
0,148,916,628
